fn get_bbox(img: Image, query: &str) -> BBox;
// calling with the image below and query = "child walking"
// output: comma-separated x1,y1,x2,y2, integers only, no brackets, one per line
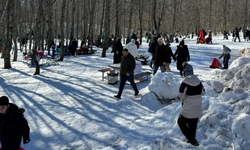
0,96,30,150
219,45,231,69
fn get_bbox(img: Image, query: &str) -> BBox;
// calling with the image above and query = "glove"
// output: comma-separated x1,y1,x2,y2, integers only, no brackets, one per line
23,139,30,144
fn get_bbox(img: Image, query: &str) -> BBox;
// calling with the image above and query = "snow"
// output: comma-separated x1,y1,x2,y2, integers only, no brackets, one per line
1,35,250,150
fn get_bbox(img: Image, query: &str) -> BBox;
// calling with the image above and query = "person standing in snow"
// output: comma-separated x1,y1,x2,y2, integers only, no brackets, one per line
125,39,138,59
173,40,190,76
148,33,161,68
113,38,123,64
0,96,30,150
164,43,175,72
114,49,139,99
234,27,241,42
152,38,168,75
177,66,206,146
219,45,231,69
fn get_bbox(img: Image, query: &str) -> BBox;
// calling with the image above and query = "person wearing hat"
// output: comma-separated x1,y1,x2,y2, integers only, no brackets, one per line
173,40,190,76
219,45,231,69
0,96,30,150
152,38,169,75
177,65,205,146
114,49,139,99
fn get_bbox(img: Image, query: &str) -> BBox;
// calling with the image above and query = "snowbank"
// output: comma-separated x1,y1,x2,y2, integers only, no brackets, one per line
148,72,180,100
200,57,250,149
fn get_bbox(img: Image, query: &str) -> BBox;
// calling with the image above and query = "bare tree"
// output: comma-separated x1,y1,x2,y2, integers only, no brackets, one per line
3,0,13,69
58,0,66,61
102,0,111,58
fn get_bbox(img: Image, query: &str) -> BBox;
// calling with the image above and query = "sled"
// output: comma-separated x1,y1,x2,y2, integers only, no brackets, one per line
210,58,222,68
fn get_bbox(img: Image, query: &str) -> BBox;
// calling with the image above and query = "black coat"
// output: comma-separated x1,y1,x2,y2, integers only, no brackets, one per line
174,45,190,71
120,53,135,75
113,40,123,64
165,45,175,63
0,103,30,150
148,34,160,54
152,44,168,66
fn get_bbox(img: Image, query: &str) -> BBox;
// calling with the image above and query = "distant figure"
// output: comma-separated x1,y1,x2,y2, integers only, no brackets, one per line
114,49,139,99
0,96,30,150
177,65,206,146
113,38,123,64
173,40,190,76
234,27,241,42
223,30,228,40
148,33,161,68
219,45,231,69
245,29,250,41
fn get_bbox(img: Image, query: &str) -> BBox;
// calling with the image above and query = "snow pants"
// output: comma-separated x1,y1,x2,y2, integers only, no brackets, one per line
177,115,198,141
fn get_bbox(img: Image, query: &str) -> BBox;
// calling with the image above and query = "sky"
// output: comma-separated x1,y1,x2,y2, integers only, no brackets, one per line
0,33,249,150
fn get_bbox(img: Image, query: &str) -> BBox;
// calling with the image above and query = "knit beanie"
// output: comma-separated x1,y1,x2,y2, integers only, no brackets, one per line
0,96,9,106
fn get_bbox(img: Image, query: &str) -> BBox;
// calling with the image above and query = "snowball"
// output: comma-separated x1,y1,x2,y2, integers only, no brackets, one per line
148,73,180,100
232,113,250,141
211,80,224,93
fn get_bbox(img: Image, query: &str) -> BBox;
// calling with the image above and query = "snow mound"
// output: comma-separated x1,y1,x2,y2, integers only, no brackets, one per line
208,57,250,93
232,113,250,141
148,73,180,100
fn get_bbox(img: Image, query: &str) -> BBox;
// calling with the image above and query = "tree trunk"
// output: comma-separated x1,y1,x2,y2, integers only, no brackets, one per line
3,0,13,69
99,0,105,39
70,0,75,41
58,0,66,61
88,0,97,45
101,0,110,58
46,0,54,55
126,0,133,44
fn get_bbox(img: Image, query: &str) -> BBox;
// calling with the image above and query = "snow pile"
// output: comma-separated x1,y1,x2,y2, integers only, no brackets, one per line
148,72,180,100
207,57,250,93
239,48,250,57
200,92,250,149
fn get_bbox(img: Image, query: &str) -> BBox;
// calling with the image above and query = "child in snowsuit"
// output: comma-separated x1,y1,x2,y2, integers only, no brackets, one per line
177,64,205,146
0,96,30,150
219,45,231,69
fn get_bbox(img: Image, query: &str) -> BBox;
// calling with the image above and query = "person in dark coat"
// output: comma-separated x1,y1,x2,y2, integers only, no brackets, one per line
148,33,161,68
70,39,78,56
152,38,168,75
219,45,231,69
164,43,175,72
0,96,30,150
114,49,139,99
113,38,123,64
234,27,241,42
174,40,190,76
131,32,137,41
245,29,250,41
177,65,205,146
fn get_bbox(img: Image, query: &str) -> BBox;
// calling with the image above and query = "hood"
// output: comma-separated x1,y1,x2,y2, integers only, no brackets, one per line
182,75,201,86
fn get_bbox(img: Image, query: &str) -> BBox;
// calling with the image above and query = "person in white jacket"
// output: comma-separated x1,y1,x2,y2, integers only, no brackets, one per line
177,64,205,146
125,39,138,58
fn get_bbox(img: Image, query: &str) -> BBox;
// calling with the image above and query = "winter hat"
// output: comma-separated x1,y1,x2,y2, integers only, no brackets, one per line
131,39,135,44
223,45,227,50
179,40,184,46
122,48,128,52
157,38,164,43
0,96,9,106
183,63,194,77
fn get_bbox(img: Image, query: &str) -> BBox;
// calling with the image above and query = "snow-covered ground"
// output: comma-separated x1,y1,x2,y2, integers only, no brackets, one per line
0,35,249,150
